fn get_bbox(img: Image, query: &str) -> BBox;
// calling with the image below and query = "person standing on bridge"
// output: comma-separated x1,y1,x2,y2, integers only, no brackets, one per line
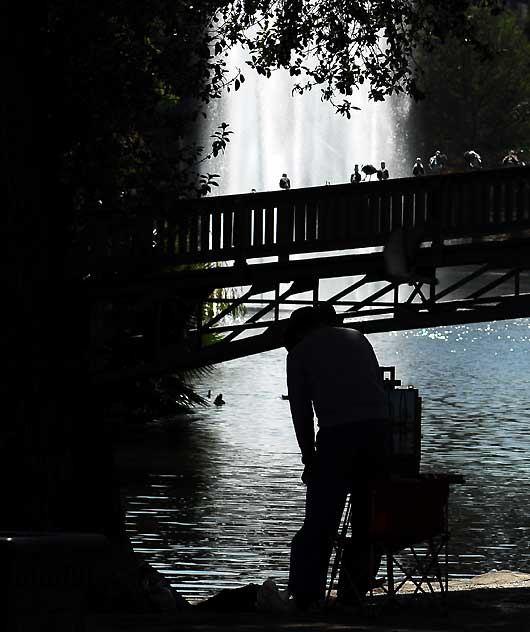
412,157,425,176
377,161,389,180
284,305,391,609
464,149,482,169
429,150,447,171
279,173,291,190
502,149,521,166
350,165,361,183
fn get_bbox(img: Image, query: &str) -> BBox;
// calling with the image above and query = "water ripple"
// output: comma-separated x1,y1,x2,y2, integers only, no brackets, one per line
122,317,530,602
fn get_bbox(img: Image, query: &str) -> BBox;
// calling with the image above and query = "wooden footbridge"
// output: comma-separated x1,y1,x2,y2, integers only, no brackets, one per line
76,165,530,381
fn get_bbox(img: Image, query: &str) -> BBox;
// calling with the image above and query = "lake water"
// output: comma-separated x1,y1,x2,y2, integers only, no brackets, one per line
121,316,530,603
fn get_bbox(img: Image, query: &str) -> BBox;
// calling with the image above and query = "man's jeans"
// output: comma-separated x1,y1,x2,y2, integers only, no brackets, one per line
288,419,391,603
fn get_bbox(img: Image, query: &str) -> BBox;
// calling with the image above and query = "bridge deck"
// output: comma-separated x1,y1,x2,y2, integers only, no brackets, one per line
77,166,530,379
75,166,530,273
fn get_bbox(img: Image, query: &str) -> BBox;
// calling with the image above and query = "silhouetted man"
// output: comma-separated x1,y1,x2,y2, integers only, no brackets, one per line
412,157,425,176
464,149,482,169
279,173,291,190
502,149,520,166
429,150,447,171
377,161,389,180
350,165,361,183
284,306,391,609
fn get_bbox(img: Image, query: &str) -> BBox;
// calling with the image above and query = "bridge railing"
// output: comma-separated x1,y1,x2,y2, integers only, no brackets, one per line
73,166,530,271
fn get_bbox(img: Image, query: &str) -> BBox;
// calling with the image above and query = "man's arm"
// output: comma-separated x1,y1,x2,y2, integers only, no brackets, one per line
287,352,315,464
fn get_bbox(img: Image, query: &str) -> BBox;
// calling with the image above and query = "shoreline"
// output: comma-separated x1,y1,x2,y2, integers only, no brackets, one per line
87,570,530,631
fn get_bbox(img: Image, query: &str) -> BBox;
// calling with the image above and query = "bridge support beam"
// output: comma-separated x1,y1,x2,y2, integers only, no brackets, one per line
87,235,530,381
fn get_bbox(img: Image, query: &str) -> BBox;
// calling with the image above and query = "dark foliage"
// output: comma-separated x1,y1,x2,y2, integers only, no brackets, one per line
44,1,507,219
216,0,505,117
409,6,530,166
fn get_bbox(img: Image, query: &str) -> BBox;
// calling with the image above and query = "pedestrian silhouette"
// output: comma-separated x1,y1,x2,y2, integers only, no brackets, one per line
377,161,389,180
429,150,447,171
502,149,520,166
284,305,391,608
350,165,361,183
279,173,291,190
412,157,425,177
464,150,482,169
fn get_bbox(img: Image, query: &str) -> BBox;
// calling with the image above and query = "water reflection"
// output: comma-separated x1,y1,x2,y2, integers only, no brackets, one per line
121,317,530,601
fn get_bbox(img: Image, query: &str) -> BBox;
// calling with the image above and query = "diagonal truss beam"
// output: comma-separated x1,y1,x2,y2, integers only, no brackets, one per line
90,235,530,381
189,244,530,363
217,278,316,342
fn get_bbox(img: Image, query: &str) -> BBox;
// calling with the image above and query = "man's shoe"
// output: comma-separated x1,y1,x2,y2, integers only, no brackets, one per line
290,594,323,613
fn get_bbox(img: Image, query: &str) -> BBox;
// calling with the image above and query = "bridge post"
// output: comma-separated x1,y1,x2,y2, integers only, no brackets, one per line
429,279,437,305
277,197,294,264
233,201,251,266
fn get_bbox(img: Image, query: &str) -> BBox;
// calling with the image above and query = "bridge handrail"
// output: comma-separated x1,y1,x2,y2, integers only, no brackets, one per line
71,165,530,271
